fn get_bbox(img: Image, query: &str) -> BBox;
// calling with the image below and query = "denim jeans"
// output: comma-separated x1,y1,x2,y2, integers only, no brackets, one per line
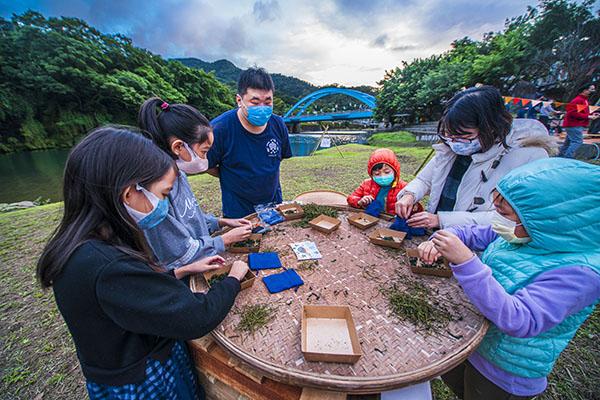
559,127,584,158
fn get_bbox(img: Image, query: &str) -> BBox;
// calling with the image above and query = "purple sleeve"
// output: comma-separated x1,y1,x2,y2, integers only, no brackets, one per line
434,224,499,252
451,257,600,338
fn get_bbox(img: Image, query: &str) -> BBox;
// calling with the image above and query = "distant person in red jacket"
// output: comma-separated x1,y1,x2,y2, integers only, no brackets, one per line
559,83,597,158
347,148,422,215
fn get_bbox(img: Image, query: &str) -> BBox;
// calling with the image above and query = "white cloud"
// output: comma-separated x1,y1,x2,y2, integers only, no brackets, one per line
2,0,538,86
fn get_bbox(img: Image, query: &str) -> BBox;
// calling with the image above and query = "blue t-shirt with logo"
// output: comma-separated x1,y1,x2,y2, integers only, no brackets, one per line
208,109,292,218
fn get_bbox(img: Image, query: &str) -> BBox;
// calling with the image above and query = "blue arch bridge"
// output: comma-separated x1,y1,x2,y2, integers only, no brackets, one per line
282,87,376,133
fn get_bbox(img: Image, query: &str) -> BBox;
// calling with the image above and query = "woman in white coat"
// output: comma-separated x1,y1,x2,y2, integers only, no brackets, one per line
396,86,554,229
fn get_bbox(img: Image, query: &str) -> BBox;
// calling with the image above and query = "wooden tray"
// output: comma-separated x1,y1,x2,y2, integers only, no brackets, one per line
301,305,362,364
229,234,262,253
278,204,305,221
347,212,379,230
308,215,341,233
368,228,406,249
203,264,256,290
406,248,452,278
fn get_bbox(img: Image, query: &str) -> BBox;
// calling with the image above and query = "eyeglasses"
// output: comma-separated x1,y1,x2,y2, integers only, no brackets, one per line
439,134,479,144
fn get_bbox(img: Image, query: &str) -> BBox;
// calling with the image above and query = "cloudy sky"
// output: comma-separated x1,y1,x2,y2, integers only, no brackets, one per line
2,0,539,86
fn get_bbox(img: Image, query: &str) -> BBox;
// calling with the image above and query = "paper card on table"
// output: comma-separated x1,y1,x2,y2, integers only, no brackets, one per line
290,241,323,261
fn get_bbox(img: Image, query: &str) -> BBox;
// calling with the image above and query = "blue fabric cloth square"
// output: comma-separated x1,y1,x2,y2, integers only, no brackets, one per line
258,209,285,225
262,269,304,294
248,252,283,270
389,216,426,240
364,200,384,217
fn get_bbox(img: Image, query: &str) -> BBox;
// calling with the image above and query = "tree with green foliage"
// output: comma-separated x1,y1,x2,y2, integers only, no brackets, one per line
376,0,599,122
0,11,235,153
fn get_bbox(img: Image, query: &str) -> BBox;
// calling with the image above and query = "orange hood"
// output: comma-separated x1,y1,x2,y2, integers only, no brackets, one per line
367,148,401,187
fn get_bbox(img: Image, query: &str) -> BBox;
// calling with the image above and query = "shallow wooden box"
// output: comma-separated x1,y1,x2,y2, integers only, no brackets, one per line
229,233,262,253
368,228,406,249
308,215,341,233
406,248,452,278
301,305,362,364
277,204,305,221
203,264,256,290
347,212,379,230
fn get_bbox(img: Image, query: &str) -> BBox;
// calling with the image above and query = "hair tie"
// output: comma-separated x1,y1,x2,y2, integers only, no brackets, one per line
160,102,170,111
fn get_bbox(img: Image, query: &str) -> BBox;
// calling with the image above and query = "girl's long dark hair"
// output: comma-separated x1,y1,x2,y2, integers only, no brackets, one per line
36,126,175,288
438,86,513,152
138,97,212,158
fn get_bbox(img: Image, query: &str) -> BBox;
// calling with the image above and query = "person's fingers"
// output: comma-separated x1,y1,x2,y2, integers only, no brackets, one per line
408,218,428,228
211,255,226,264
407,213,428,223
424,245,435,262
402,206,412,219
432,236,445,249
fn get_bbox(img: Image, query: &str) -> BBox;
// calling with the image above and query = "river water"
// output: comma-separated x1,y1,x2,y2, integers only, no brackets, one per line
0,149,69,203
0,130,370,203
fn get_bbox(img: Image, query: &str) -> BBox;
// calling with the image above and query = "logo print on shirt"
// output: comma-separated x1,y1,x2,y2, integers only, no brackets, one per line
178,196,198,219
266,139,280,157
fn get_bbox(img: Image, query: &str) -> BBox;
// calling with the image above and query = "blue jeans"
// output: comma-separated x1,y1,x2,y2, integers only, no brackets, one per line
559,127,584,158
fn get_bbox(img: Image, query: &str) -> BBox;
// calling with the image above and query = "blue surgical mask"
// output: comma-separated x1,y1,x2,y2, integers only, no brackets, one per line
373,173,395,187
242,100,272,126
447,139,482,156
124,184,170,230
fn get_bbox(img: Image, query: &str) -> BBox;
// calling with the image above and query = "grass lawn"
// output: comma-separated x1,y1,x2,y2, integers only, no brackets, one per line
0,133,598,399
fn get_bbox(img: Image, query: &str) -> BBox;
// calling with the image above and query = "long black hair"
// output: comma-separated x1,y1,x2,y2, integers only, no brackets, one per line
138,97,212,158
36,126,175,288
438,86,513,152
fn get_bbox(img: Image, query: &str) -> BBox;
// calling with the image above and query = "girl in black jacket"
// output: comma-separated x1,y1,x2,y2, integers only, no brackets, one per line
37,126,248,399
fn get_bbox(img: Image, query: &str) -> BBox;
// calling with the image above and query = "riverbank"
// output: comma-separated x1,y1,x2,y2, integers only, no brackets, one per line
0,139,597,400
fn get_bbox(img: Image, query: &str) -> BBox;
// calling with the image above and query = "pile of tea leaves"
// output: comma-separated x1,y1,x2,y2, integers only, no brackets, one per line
232,238,260,248
207,273,228,286
236,303,276,334
292,203,338,228
381,280,454,333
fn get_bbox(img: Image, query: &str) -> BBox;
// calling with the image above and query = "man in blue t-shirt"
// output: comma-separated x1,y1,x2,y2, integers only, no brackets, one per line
207,67,292,218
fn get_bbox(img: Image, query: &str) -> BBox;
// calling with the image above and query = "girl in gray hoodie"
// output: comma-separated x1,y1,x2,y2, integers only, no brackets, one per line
138,97,253,270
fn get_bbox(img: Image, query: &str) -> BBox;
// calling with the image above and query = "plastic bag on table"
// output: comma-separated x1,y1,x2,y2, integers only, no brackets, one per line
254,202,285,227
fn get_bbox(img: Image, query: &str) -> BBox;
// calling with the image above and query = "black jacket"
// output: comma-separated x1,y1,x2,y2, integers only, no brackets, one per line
53,240,240,385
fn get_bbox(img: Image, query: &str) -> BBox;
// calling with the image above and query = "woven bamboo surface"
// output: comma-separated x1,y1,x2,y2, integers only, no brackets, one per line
190,209,487,393
293,190,349,206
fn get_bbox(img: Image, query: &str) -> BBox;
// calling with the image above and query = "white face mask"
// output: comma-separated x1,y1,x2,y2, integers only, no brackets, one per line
175,142,208,175
446,138,482,156
491,211,531,244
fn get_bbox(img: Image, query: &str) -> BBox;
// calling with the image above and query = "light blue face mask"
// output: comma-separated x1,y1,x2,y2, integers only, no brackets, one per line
373,173,395,187
447,139,482,156
242,101,273,126
124,184,170,230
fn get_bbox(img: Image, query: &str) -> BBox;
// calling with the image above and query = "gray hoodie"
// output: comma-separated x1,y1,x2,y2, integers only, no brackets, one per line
143,171,225,269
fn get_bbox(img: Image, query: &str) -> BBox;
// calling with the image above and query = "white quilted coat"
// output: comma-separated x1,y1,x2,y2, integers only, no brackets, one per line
398,119,553,228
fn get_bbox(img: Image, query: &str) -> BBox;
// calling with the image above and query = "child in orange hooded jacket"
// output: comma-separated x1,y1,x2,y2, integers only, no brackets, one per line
347,148,421,215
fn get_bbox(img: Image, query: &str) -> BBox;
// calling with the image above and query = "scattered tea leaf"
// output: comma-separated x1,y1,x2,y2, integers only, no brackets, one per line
207,273,228,286
380,280,453,333
236,303,276,334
